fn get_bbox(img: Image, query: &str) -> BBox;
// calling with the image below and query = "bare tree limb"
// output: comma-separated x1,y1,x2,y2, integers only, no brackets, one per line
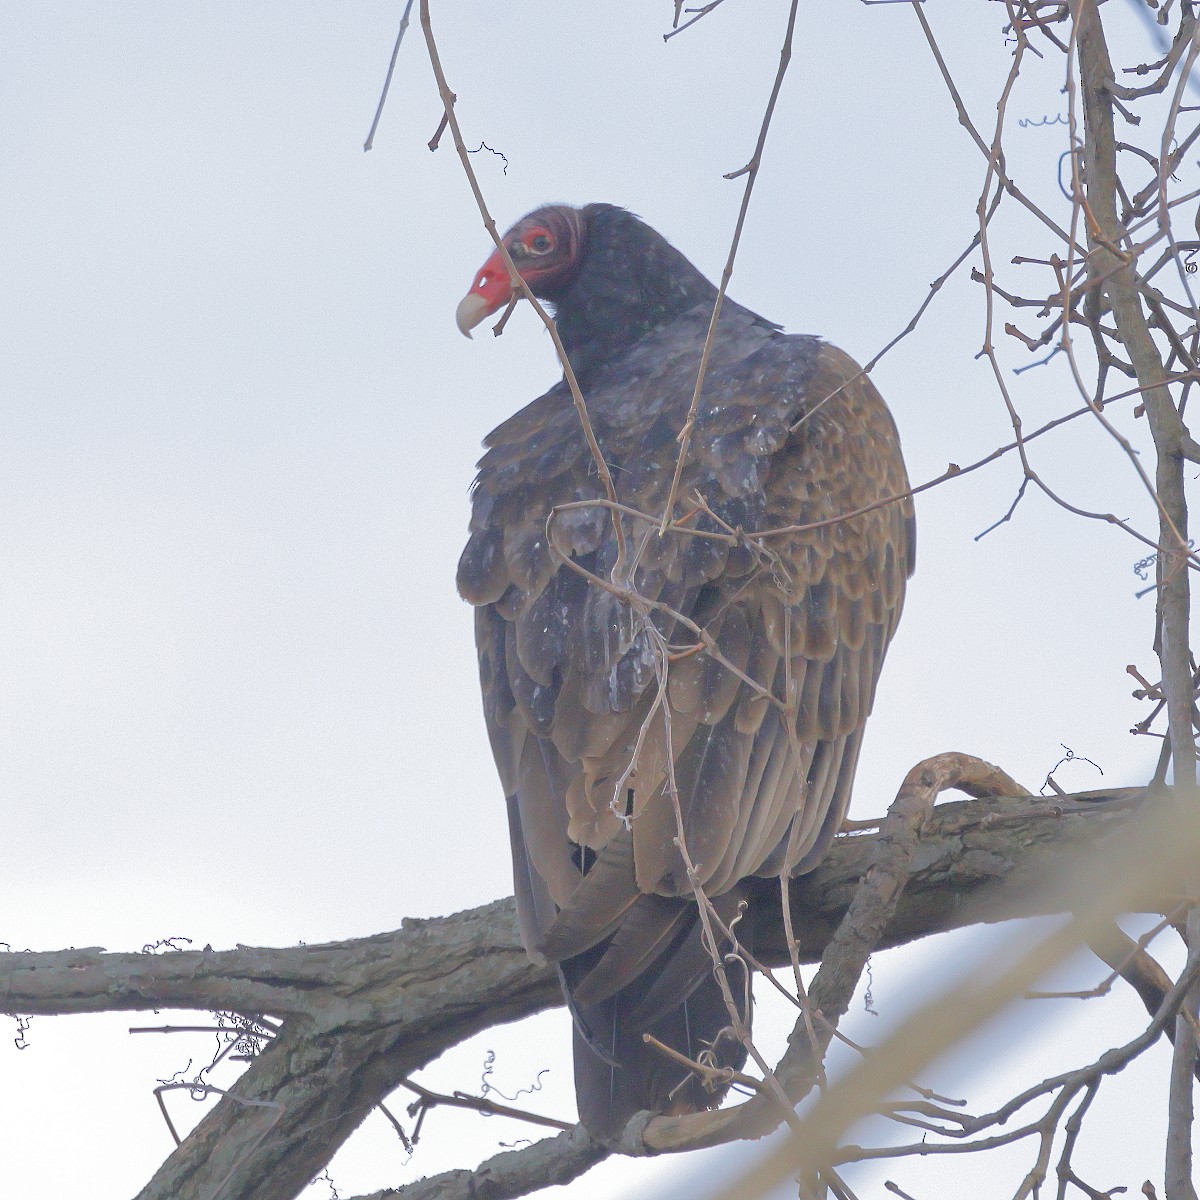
1077,0,1197,787
358,1125,606,1200
1165,907,1200,1200
0,784,1149,1200
0,789,1142,1024
1,899,559,1025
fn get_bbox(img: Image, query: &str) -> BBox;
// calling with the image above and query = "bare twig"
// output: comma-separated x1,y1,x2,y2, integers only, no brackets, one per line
395,1077,572,1135
417,0,627,570
363,0,416,152
659,0,799,531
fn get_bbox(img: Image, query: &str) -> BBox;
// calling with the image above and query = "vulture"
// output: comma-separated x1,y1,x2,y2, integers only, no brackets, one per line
455,203,913,1139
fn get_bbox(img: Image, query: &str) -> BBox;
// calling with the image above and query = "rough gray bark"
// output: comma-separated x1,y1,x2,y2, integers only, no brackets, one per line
0,786,1147,1200
366,1126,608,1200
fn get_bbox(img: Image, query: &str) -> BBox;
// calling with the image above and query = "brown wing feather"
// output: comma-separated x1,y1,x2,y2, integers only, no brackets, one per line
571,894,690,1006
462,317,912,1131
540,828,639,959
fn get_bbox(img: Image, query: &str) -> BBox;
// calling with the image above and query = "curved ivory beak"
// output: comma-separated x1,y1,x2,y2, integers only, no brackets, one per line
456,246,514,339
455,293,492,339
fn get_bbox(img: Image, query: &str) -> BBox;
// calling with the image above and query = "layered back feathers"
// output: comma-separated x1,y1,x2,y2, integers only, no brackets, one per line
457,204,914,1138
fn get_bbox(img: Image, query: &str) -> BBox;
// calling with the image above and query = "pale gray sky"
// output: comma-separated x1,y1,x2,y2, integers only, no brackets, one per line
0,3,1183,1197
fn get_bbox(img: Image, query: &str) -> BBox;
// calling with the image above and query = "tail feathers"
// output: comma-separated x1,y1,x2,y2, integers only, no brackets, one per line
569,925,751,1140
625,887,748,1030
572,894,690,1007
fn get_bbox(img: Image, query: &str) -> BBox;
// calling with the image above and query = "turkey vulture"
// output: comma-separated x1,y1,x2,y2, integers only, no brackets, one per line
455,203,913,1139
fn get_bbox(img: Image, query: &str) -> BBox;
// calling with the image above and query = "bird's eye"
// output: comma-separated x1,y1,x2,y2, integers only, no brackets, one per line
530,233,553,254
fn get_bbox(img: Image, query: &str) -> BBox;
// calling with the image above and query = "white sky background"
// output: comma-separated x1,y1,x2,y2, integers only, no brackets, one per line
0,2,1192,1196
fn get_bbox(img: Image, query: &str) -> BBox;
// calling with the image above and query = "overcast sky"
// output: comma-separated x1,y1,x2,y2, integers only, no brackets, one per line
0,3,1190,1197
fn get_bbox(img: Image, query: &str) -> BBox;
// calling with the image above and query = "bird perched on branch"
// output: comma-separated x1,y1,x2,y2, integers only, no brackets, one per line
455,203,914,1139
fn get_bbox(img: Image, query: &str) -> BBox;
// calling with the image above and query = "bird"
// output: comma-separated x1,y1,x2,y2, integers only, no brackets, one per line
455,203,914,1140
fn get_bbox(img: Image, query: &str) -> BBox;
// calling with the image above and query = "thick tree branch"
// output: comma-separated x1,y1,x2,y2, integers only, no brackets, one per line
1,901,558,1024
364,1126,607,1200
131,903,563,1200
0,789,1140,1024
0,785,1148,1200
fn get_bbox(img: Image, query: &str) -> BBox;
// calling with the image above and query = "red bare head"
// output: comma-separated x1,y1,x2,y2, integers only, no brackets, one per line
455,205,587,337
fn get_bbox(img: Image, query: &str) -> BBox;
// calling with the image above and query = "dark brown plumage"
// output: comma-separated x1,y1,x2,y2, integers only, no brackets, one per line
456,203,914,1138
